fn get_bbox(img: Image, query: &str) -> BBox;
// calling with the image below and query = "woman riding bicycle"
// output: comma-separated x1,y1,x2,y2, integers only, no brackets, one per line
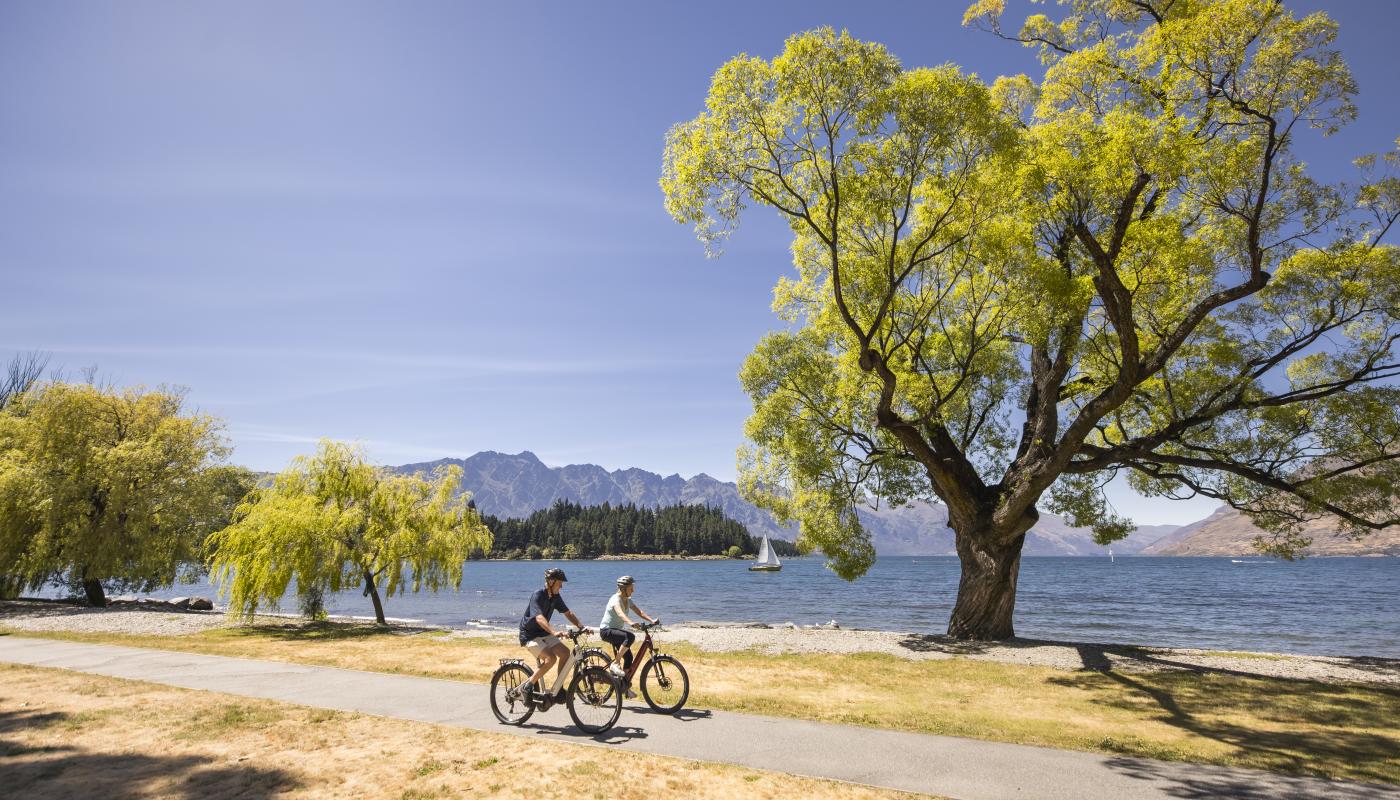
599,575,657,695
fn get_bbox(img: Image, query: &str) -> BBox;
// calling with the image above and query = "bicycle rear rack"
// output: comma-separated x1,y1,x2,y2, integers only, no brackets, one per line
499,658,525,667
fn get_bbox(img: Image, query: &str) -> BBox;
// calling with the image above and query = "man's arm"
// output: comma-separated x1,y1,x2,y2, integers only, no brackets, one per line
564,611,584,629
534,613,556,637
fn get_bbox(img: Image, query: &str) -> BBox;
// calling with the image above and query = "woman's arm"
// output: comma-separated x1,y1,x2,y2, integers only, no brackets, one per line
631,602,657,624
612,596,635,627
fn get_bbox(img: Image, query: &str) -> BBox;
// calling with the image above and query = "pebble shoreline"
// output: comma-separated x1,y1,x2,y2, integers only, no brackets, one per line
2,599,1395,686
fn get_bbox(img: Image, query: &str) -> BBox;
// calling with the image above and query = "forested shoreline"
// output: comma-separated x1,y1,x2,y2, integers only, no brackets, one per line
478,500,800,560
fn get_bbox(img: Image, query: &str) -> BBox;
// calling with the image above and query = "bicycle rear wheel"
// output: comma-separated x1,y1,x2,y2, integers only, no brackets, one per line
579,647,612,672
640,655,689,714
489,662,535,725
567,666,622,734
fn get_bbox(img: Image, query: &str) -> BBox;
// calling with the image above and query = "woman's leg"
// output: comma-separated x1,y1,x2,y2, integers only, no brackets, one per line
619,630,636,672
601,628,628,670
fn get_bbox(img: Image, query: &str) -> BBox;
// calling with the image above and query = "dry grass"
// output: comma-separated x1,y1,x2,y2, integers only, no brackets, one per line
0,663,928,800
4,623,1398,785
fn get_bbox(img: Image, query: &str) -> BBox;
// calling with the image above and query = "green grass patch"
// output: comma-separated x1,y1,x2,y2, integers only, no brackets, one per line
413,758,446,777
174,701,284,740
1196,650,1291,661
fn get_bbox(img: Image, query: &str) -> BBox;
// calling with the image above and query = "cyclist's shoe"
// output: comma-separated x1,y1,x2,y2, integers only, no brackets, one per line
553,689,568,705
607,663,625,679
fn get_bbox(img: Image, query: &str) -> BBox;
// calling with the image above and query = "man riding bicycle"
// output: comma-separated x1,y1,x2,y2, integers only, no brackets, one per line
599,575,658,696
517,567,585,703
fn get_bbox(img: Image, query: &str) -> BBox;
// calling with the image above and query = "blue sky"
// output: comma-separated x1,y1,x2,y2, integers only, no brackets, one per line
3,1,1396,526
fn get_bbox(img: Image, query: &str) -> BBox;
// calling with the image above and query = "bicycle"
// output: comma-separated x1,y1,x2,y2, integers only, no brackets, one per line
489,627,623,734
581,621,690,714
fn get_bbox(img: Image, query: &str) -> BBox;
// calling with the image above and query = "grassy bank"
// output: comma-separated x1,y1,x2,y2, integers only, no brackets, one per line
3,622,1397,785
0,663,922,800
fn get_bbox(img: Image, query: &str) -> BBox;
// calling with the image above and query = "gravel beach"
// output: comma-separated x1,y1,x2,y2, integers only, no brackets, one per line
3,599,1395,685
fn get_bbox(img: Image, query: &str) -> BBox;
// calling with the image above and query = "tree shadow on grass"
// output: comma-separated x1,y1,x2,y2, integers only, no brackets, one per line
218,620,438,643
1047,667,1400,786
0,707,298,798
1098,755,1400,800
1326,655,1400,683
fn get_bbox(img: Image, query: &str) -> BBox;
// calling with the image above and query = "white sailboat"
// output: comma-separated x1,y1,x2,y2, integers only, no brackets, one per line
749,535,782,572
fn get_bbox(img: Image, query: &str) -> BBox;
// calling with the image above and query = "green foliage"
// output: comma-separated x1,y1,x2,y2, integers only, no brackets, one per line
479,500,767,558
726,545,744,559
663,5,1400,595
205,440,491,621
0,382,249,602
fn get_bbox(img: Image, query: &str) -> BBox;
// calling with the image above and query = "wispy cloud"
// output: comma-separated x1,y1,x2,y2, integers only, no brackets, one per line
5,160,661,218
227,425,462,464
0,343,729,375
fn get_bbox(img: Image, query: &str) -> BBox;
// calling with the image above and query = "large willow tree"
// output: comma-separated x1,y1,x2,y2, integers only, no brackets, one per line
0,382,249,605
662,1,1400,639
207,440,491,624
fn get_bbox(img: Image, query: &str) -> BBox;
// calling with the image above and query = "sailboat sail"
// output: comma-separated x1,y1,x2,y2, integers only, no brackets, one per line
755,536,781,567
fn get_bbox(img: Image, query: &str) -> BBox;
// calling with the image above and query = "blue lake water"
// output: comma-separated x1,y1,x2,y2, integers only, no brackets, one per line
111,556,1400,658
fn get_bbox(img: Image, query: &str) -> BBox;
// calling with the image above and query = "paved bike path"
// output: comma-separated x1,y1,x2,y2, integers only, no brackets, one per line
1,636,1393,800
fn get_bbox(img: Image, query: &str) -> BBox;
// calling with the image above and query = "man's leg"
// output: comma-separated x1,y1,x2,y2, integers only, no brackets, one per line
523,638,557,691
530,652,556,689
548,642,572,695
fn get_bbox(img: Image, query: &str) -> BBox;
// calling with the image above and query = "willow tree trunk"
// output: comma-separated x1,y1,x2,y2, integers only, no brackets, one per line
82,578,107,608
947,530,1025,640
362,568,386,625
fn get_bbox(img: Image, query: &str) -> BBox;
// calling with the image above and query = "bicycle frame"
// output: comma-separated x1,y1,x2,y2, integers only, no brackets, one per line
612,626,661,683
529,631,586,697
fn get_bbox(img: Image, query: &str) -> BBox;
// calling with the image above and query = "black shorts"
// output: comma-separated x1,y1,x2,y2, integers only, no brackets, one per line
600,627,635,651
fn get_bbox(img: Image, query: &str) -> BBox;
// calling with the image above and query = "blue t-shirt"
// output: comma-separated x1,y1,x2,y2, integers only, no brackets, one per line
519,588,570,644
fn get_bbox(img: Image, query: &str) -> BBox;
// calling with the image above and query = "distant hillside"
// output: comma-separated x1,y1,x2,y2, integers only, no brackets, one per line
479,500,775,558
395,451,1185,556
1143,504,1400,557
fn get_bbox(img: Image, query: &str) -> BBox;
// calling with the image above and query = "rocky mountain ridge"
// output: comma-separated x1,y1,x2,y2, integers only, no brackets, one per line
397,450,1397,557
396,451,1178,557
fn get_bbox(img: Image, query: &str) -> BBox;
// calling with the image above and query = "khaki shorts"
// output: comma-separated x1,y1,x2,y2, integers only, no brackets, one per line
524,635,561,658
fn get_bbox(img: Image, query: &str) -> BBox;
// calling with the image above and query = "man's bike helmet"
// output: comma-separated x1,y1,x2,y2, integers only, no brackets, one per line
544,567,568,582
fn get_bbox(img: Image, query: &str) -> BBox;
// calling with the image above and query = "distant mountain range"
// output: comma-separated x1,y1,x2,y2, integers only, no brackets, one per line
1142,505,1400,556
394,450,1397,557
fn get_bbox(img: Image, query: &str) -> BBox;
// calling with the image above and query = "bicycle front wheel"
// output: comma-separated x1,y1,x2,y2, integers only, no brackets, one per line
489,662,535,725
567,666,622,734
640,655,689,714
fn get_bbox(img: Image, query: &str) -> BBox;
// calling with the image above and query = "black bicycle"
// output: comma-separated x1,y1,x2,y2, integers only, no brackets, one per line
580,621,690,714
489,627,623,734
